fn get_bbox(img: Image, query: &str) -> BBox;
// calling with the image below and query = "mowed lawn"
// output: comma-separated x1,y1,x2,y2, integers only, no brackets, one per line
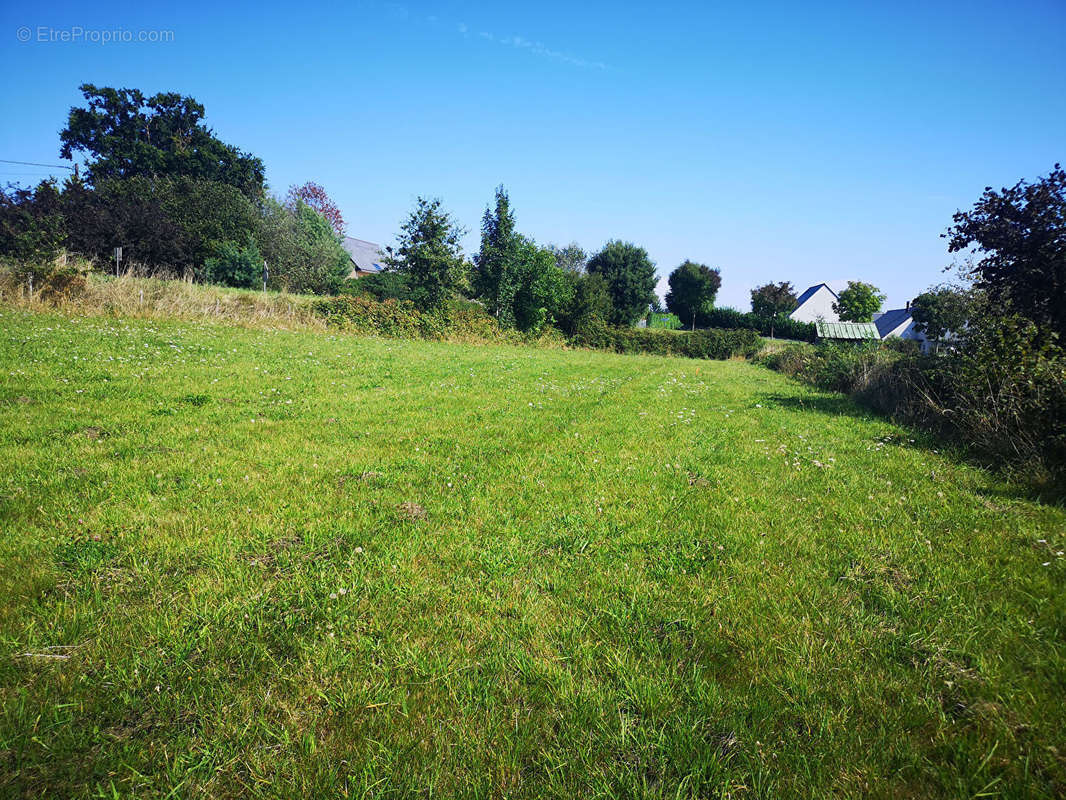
1,309,1064,799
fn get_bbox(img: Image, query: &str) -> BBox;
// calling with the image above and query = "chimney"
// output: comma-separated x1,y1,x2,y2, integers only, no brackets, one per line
905,299,910,310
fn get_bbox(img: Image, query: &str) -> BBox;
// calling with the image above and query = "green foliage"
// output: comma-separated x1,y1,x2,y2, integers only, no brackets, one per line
255,196,349,295
586,240,658,326
312,294,510,343
761,316,1066,479
472,186,518,318
703,306,817,342
750,281,798,318
910,286,974,342
202,241,262,289
509,236,569,333
665,260,721,329
550,242,587,272
346,271,415,303
59,84,264,198
572,316,761,359
648,312,682,330
0,181,66,285
833,281,885,322
946,164,1066,339
554,272,613,336
385,197,467,311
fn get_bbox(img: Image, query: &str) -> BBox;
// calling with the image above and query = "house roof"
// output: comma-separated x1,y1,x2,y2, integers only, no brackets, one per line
816,321,880,340
793,280,853,307
342,237,386,273
874,307,913,338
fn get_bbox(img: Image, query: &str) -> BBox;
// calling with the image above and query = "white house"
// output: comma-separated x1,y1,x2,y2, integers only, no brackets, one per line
789,281,852,323
874,305,940,352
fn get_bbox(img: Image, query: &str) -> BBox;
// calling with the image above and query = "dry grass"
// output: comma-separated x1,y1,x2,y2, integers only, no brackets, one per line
0,261,324,331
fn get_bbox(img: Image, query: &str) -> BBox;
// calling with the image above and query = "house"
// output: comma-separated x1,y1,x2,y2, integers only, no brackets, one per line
873,304,940,352
815,321,880,341
789,281,852,323
341,237,387,279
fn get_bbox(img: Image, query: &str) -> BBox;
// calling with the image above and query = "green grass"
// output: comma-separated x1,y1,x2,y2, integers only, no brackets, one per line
1,307,1064,799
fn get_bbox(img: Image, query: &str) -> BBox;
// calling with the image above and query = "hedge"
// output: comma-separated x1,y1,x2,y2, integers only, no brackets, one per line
702,307,816,342
572,317,761,360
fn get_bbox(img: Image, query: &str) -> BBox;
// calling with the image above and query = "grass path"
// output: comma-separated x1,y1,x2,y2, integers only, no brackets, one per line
0,309,1064,798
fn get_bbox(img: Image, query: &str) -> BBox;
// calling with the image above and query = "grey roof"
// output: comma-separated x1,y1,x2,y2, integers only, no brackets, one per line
342,237,386,273
874,308,913,338
816,321,880,340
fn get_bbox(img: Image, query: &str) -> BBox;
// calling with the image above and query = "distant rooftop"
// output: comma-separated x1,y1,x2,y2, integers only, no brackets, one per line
342,237,386,274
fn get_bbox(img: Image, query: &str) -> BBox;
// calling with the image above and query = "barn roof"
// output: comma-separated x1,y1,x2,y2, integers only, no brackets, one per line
816,321,880,340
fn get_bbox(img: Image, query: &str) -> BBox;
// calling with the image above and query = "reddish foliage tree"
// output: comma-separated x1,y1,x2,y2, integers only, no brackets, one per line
286,181,345,237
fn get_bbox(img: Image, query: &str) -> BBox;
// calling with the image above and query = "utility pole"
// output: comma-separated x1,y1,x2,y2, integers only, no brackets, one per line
114,246,122,277
262,260,269,292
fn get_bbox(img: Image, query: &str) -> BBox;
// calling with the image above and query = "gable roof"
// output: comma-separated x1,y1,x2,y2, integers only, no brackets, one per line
342,237,386,273
793,280,853,307
816,321,880,340
874,307,913,338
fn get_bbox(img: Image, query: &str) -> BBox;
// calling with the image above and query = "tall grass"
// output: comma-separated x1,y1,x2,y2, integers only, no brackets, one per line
0,262,323,330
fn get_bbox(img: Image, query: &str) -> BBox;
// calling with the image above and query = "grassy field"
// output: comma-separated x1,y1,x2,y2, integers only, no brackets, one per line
1,308,1064,799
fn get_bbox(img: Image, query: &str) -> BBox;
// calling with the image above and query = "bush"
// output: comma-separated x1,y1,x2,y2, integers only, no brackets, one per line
759,321,1066,482
572,316,761,360
312,295,512,343
703,307,816,342
202,242,262,289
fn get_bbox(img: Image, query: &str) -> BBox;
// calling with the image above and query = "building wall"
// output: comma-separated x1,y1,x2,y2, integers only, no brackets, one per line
790,286,840,323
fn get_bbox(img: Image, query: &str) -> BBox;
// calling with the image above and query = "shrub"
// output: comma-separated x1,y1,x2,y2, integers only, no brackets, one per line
703,307,816,342
203,242,262,289
759,321,1066,481
571,316,760,360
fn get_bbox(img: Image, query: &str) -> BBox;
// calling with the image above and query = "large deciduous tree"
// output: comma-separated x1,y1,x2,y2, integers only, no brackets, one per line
586,241,657,326
286,182,345,237
665,260,721,330
946,164,1066,339
833,281,885,322
384,197,466,311
750,281,797,318
59,84,265,198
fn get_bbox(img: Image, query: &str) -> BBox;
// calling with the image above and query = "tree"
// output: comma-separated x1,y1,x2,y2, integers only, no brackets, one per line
203,241,262,289
833,281,885,322
586,241,657,326
509,236,569,333
60,84,264,198
286,182,345,237
254,195,349,295
910,286,975,344
472,186,519,320
751,281,797,318
0,181,66,290
384,197,466,311
551,242,587,272
946,164,1066,339
555,272,613,336
665,260,721,330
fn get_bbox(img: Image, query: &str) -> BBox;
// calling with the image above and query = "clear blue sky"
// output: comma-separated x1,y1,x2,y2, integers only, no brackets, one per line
2,0,1064,309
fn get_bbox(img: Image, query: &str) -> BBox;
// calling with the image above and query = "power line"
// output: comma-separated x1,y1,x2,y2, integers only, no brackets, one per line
0,158,75,170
